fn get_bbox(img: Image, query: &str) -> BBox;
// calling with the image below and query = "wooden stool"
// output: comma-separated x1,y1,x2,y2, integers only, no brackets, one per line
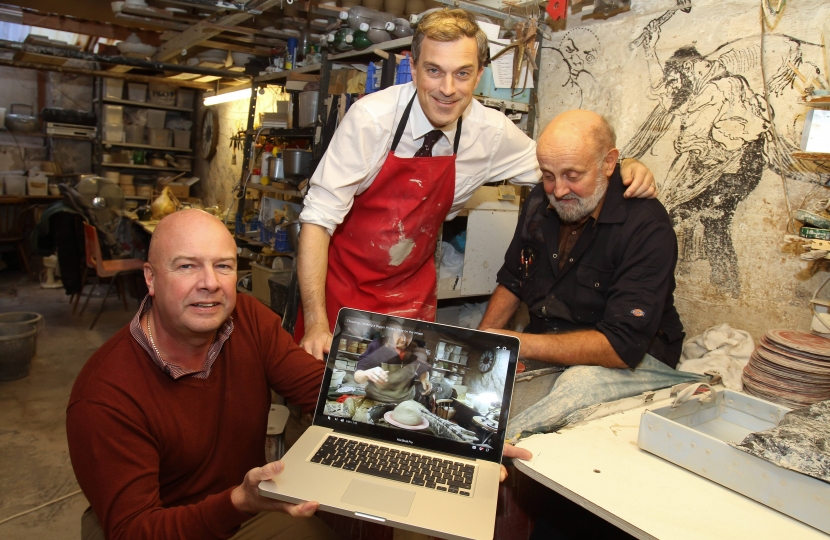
265,404,290,463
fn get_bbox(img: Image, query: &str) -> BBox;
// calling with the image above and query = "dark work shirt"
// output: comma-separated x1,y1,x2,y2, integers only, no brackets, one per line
496,166,684,368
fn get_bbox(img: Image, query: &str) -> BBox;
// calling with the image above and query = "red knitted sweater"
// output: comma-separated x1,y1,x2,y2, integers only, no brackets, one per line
67,294,324,539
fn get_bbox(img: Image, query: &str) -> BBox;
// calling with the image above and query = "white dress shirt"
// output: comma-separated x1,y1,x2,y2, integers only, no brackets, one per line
300,82,541,234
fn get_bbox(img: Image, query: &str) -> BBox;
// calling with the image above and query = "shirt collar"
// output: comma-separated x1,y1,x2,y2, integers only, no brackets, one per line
408,83,467,146
129,295,234,380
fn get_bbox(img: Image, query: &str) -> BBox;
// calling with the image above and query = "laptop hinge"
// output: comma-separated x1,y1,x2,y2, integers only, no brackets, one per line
354,512,386,522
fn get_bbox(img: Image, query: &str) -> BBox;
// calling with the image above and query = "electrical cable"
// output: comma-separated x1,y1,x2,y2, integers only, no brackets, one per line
0,489,83,526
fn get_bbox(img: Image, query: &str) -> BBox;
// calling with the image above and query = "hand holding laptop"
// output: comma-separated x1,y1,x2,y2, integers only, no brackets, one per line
499,444,533,482
232,460,321,517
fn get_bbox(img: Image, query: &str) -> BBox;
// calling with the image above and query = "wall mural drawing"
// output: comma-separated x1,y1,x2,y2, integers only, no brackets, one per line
622,8,826,298
547,27,610,110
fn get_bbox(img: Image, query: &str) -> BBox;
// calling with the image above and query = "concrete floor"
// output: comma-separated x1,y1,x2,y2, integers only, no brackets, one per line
0,272,135,540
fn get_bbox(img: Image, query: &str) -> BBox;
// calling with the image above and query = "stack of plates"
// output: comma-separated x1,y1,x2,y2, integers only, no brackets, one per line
743,329,830,408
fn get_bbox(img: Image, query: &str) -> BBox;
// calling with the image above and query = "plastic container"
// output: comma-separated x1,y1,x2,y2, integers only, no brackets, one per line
146,109,166,129
250,262,291,304
148,128,172,147
103,123,124,142
103,78,123,99
173,129,191,149
125,124,144,144
27,175,48,196
127,83,147,102
0,324,38,381
3,174,27,196
638,389,830,533
102,104,124,124
274,229,292,252
0,312,44,334
298,91,318,128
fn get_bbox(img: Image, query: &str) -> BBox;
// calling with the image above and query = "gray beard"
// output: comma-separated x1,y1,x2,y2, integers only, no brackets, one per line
549,172,609,223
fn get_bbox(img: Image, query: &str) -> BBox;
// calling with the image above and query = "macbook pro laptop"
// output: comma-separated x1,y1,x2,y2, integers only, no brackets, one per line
259,308,520,540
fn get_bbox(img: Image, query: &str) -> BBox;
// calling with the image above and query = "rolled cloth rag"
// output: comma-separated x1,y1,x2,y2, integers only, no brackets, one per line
678,323,754,391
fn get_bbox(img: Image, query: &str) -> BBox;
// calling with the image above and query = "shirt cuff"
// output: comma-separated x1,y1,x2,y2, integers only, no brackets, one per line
201,487,252,538
298,205,337,235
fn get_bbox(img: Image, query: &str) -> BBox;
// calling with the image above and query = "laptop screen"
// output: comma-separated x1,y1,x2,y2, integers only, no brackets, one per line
313,308,520,464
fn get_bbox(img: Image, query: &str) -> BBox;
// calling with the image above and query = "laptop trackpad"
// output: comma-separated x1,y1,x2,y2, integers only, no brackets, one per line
340,479,416,517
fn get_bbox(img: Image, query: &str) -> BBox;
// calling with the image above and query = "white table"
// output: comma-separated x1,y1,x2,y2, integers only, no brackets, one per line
513,399,828,540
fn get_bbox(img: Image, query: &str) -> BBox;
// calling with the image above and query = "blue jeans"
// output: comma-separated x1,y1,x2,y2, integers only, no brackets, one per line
507,354,705,442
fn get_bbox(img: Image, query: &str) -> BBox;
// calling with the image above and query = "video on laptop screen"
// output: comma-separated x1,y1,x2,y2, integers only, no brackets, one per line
314,309,519,463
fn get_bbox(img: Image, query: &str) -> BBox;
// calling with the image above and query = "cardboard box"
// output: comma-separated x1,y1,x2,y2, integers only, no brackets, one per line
286,72,320,92
328,69,359,95
167,176,200,199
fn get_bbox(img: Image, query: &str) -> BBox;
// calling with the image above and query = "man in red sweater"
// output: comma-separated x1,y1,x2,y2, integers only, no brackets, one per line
67,210,334,539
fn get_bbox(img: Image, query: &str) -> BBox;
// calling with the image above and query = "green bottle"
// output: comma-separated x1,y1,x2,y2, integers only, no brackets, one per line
332,28,355,52
352,30,372,51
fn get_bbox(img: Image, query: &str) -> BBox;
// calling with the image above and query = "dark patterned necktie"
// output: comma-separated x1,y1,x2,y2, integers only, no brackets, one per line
414,130,443,157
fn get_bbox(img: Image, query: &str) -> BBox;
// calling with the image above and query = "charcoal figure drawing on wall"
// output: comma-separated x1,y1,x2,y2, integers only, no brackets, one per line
549,27,606,109
623,9,825,299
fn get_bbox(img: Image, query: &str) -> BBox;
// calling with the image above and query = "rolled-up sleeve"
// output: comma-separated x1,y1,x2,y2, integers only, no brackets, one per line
490,119,540,187
299,102,388,235
596,209,677,367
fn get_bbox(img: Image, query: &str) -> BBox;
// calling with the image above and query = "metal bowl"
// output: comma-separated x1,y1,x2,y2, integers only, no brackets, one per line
5,114,37,133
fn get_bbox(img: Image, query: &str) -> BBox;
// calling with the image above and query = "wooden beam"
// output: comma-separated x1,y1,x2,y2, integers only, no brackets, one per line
114,13,189,32
154,0,282,61
120,5,200,24
21,11,161,45
0,57,214,89
200,39,271,56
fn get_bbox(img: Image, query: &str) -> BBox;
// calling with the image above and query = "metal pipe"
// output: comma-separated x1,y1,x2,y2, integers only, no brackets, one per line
0,39,249,79
0,58,216,90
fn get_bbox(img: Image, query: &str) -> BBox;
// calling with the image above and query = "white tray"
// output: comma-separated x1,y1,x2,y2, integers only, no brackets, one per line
638,389,829,534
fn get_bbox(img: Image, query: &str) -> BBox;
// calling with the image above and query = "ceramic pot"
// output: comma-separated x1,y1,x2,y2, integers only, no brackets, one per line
361,0,384,11
404,0,425,16
385,0,405,17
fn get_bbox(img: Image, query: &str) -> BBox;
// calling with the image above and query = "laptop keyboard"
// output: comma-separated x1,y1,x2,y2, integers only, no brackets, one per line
310,436,475,496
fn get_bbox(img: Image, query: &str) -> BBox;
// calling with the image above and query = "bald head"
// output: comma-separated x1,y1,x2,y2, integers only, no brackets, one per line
539,109,616,166
536,110,620,224
148,209,235,266
144,209,238,340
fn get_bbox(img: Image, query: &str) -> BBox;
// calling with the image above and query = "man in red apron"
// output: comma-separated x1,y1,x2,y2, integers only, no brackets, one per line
295,9,657,361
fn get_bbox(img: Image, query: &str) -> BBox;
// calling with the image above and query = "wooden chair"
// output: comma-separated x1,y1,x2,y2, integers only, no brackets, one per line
0,197,32,273
78,223,145,330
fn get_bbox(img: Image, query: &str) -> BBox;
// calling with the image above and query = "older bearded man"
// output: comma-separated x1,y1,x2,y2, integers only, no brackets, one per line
478,110,702,443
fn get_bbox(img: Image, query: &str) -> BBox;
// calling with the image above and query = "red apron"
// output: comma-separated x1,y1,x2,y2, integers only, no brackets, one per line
295,95,461,340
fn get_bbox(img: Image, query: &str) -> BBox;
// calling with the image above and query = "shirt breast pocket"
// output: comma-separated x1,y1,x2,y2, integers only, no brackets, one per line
573,264,614,323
